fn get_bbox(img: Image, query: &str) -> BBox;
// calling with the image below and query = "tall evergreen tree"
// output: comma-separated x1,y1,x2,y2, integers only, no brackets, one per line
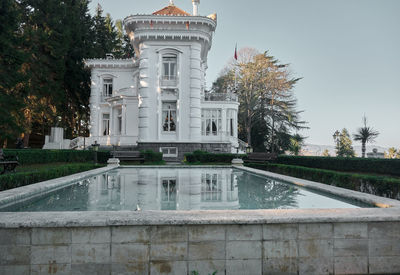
1,1,140,147
61,0,93,138
92,5,119,58
115,19,135,58
0,0,26,146
335,128,355,157
20,0,69,145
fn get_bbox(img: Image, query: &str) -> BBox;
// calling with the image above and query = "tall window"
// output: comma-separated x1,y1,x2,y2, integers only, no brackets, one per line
103,78,113,97
102,113,110,136
202,109,221,136
117,109,122,135
227,110,235,137
162,55,177,80
162,102,176,132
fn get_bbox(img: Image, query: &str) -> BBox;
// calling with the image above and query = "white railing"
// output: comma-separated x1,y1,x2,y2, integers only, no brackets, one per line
160,76,178,87
203,92,238,102
70,138,79,149
69,137,88,150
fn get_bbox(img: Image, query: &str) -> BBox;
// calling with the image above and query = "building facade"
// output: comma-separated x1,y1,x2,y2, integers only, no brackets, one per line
85,1,242,159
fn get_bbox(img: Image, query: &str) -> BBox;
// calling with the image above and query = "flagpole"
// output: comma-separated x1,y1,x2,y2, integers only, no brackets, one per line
234,43,238,93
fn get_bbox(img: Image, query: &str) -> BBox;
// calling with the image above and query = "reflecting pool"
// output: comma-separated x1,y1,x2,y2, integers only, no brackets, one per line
0,167,371,211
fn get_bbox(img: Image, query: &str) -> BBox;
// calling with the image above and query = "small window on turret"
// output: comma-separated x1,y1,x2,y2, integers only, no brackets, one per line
162,54,177,81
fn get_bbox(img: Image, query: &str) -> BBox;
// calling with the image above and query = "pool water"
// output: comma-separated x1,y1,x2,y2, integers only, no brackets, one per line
0,167,371,212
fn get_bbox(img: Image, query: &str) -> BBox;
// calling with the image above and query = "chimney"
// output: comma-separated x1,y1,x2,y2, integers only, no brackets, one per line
192,0,200,16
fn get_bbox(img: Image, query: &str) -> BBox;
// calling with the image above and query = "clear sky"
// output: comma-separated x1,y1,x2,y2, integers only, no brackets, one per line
89,0,400,148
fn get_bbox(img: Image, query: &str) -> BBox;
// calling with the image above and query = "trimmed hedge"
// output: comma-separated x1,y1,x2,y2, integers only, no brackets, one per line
142,150,163,162
3,149,110,165
246,162,400,200
0,163,103,191
274,155,400,177
185,150,247,163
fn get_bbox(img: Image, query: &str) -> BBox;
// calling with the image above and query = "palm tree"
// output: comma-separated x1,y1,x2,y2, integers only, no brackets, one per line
353,116,379,158
288,133,305,156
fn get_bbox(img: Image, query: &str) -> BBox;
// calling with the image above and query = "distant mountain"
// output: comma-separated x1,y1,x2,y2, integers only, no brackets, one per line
301,144,389,157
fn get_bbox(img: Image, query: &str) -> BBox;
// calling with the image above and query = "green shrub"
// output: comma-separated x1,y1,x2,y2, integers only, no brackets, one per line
142,150,163,162
185,151,246,163
3,149,110,165
0,163,103,191
274,155,400,177
246,163,400,199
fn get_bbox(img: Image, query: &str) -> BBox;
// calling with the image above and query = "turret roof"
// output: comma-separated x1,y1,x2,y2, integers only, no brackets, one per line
153,3,191,16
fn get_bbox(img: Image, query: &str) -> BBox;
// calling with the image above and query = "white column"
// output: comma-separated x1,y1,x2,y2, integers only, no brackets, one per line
89,70,100,137
138,46,151,142
189,43,202,142
234,109,238,138
122,103,126,135
221,108,227,140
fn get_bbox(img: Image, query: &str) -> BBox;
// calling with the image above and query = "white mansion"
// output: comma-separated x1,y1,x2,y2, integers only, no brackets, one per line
84,0,241,159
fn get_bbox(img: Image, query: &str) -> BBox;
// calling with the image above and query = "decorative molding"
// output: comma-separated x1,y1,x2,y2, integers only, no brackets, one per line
124,15,217,29
156,46,184,54
133,29,212,44
85,59,138,69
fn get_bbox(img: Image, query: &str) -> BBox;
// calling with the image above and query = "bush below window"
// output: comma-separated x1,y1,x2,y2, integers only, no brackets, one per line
185,151,246,163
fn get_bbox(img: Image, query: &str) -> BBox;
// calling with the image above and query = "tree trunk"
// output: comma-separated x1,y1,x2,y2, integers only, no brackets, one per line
23,132,30,148
246,114,252,146
362,142,366,158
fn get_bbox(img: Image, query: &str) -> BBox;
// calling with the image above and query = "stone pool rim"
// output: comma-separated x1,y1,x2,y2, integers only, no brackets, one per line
0,165,399,228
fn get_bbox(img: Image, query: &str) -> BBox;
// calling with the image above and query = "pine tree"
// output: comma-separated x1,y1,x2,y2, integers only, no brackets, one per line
115,19,135,58
92,5,119,58
0,0,26,145
335,128,355,157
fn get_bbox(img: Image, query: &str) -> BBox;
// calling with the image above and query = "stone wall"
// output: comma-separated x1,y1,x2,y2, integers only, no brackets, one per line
138,142,231,160
1,221,400,274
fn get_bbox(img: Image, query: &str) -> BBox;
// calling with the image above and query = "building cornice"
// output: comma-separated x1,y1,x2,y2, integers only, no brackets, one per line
132,28,213,44
84,59,138,69
124,15,217,30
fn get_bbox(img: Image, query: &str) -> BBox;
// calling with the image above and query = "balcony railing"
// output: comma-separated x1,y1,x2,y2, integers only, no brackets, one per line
160,76,178,87
203,92,238,102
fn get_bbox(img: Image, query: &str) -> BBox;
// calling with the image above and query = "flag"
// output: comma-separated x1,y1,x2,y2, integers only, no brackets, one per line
234,44,238,60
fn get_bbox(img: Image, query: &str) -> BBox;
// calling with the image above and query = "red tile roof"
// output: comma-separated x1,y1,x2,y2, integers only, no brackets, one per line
153,4,191,16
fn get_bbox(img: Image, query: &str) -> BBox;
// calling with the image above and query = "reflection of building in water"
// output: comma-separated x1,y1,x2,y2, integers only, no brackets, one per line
161,179,177,210
86,168,239,210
